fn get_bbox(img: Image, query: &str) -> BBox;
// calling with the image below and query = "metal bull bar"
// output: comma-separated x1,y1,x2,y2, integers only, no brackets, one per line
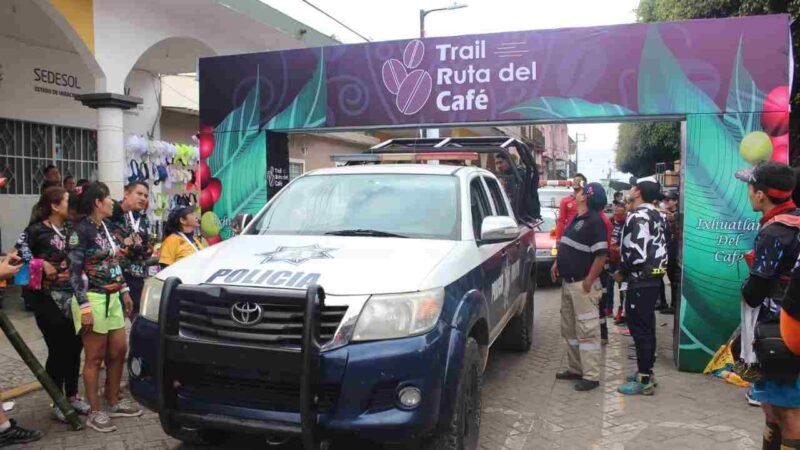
156,277,327,449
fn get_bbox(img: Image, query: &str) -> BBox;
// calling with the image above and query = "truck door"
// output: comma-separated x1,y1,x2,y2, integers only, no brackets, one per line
482,176,523,318
469,177,504,331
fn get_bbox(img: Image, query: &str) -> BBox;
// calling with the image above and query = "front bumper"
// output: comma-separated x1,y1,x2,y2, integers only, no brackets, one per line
128,282,457,443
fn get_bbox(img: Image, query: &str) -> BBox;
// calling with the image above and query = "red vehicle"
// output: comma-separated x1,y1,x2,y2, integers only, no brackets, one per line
534,209,558,284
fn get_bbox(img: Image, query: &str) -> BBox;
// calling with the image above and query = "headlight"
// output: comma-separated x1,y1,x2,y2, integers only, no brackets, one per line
352,288,444,341
140,277,164,322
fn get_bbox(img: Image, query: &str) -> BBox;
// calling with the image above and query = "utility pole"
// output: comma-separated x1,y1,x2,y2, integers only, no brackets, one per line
572,132,586,176
419,3,467,139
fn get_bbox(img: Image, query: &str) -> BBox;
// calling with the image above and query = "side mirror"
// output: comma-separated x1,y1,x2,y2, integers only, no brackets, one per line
480,216,519,243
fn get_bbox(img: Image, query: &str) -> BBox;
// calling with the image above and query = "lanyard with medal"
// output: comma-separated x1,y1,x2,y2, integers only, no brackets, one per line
100,221,123,280
127,211,141,234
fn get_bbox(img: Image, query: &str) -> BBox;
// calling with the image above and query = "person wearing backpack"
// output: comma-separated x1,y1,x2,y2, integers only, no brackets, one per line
735,162,800,450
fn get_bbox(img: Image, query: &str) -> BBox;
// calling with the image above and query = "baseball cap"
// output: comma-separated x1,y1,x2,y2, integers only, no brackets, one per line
583,182,607,211
735,161,795,200
629,176,662,202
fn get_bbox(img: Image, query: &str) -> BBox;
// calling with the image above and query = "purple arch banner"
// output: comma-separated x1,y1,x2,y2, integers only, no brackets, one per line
200,14,789,131
198,14,792,372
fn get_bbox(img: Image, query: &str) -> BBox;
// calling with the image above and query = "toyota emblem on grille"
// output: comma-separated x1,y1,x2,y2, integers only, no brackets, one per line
230,302,263,326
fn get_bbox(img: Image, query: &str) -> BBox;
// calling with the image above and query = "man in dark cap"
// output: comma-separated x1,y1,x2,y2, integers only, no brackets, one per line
615,176,667,396
551,182,609,392
734,162,800,450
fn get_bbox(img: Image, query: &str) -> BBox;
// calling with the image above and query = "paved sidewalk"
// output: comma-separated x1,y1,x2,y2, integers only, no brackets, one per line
0,285,763,449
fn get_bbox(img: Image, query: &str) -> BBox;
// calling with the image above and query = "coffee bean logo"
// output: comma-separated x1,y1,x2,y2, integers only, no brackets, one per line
396,70,432,115
403,40,424,69
382,59,407,95
381,41,432,115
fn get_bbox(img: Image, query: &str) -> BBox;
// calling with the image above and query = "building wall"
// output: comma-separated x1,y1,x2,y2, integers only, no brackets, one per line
160,109,198,145
0,35,95,129
288,133,379,175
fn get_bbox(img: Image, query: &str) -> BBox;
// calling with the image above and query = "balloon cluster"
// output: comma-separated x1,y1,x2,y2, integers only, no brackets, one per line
197,125,223,245
740,86,790,164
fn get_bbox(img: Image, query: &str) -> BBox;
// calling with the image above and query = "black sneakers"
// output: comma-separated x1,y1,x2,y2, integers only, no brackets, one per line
574,380,600,391
0,420,43,447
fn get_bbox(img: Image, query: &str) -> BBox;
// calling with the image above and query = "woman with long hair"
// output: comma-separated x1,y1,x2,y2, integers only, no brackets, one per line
159,206,207,268
15,187,89,422
67,182,142,433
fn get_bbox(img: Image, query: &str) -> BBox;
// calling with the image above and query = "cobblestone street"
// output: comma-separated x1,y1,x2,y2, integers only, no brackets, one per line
1,285,762,449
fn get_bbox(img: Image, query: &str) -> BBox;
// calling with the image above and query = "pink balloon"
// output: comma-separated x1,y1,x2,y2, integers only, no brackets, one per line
762,86,790,136
207,178,222,203
770,133,789,163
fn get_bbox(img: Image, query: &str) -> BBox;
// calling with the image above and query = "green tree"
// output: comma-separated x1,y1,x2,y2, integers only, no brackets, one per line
620,0,800,168
616,122,681,176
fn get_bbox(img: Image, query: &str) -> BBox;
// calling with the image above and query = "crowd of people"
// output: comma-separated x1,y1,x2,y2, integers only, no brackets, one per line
548,162,800,449
0,165,210,445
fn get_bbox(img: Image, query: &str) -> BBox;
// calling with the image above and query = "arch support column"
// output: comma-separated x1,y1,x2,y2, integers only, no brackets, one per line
76,93,142,198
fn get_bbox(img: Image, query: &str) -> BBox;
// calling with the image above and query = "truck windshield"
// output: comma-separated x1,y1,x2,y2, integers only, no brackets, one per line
249,174,461,240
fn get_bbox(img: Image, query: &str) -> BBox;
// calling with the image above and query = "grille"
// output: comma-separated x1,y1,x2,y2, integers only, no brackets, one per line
178,296,348,348
176,363,339,413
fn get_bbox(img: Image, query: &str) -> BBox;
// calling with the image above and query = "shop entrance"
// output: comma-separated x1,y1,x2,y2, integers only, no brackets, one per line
197,15,791,372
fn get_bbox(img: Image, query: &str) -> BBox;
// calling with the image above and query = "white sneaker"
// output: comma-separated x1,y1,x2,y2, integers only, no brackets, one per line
69,397,91,415
86,411,117,433
106,400,143,418
746,389,762,407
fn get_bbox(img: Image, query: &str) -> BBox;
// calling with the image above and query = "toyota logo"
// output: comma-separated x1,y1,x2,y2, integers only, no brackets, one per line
230,302,263,326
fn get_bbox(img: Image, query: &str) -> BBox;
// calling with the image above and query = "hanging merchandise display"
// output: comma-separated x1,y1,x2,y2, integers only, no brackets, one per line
124,134,201,246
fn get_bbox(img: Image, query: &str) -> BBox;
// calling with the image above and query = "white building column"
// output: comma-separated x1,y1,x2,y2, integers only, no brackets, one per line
76,93,142,199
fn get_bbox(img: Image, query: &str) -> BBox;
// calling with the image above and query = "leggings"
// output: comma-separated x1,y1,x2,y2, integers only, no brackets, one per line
31,290,83,398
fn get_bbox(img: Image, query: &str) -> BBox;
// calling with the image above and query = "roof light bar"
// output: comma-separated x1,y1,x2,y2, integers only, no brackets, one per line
332,152,478,163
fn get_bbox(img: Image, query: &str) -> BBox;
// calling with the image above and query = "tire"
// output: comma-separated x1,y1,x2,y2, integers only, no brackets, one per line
497,282,535,352
161,420,230,446
422,337,482,450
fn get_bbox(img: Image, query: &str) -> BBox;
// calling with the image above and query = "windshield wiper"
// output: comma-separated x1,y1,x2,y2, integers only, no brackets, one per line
325,229,408,238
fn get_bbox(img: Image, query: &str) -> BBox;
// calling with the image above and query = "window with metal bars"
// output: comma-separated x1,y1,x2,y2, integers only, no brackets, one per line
0,118,97,195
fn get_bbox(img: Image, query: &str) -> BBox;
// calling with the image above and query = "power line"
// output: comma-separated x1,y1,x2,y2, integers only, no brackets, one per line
301,0,372,42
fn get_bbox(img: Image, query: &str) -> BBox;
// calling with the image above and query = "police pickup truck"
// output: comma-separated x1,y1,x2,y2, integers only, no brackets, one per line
128,137,540,449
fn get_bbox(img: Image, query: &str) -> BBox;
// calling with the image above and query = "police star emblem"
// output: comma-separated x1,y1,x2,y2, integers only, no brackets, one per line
256,245,335,265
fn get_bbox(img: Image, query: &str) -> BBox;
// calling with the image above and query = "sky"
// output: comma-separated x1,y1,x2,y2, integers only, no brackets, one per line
261,0,639,181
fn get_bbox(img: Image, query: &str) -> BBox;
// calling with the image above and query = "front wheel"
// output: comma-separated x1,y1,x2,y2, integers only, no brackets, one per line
422,337,482,450
496,282,535,352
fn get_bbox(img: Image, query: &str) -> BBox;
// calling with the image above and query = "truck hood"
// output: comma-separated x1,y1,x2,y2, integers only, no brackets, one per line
157,235,458,295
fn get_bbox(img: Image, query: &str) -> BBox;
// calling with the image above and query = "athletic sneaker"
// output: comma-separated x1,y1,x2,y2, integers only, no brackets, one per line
70,396,91,415
618,373,656,396
626,373,658,387
574,379,600,391
107,400,143,418
745,388,762,407
0,419,43,447
86,411,117,433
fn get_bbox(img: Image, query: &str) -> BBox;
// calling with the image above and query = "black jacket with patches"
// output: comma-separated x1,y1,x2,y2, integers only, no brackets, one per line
620,203,668,289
